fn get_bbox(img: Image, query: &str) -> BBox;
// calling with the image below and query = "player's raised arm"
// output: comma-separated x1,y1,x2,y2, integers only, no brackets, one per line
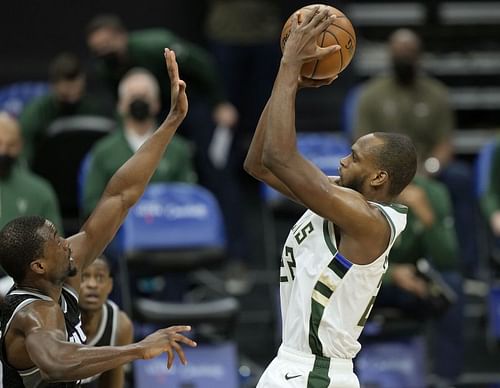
66,49,187,287
260,9,371,228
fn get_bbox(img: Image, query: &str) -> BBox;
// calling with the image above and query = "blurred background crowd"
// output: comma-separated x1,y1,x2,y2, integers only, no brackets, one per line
0,1,499,387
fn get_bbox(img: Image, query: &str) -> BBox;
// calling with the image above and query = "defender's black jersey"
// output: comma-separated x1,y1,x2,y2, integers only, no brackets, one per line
0,285,86,388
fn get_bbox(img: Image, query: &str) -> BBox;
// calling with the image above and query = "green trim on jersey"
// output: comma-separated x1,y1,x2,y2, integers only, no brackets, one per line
322,220,338,256
372,201,408,214
371,203,397,244
306,355,331,388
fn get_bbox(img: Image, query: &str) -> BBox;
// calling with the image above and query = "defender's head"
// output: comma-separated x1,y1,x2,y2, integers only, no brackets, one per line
0,216,76,285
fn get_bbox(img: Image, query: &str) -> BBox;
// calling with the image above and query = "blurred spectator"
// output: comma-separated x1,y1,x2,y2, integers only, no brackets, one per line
376,176,463,384
480,138,500,245
19,52,112,164
79,256,133,388
0,112,63,298
82,68,195,302
204,0,281,162
85,15,252,291
82,68,196,216
354,28,478,276
0,112,62,232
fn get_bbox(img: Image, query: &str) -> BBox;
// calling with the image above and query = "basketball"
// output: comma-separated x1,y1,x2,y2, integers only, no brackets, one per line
280,4,356,80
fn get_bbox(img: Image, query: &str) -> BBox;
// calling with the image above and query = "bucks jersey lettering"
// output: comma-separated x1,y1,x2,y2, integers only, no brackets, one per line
279,203,408,359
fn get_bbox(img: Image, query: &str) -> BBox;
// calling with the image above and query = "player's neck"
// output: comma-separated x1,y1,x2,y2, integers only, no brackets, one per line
81,307,104,340
15,279,62,302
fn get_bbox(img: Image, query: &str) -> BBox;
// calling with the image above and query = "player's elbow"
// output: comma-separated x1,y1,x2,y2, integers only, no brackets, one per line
262,148,290,171
243,156,266,179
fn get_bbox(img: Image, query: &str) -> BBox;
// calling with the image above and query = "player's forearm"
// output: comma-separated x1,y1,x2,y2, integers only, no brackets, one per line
40,343,142,382
262,61,301,168
103,115,183,207
244,99,271,176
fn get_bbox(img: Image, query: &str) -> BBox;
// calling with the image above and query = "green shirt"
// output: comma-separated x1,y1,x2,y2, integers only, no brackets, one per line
94,28,224,107
0,165,62,233
205,0,281,44
480,139,500,219
355,75,455,162
388,176,459,275
19,93,110,163
82,129,196,216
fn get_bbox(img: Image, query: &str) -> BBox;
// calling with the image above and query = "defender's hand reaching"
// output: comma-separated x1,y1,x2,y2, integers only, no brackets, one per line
165,48,188,124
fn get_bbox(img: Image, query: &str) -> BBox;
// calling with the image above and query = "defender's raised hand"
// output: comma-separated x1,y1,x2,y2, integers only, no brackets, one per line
282,6,341,67
165,48,188,123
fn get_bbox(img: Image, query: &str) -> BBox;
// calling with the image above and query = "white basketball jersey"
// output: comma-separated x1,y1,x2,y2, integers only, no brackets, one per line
279,202,408,359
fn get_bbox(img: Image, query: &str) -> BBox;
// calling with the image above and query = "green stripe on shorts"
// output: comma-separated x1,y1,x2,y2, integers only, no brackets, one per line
307,355,331,388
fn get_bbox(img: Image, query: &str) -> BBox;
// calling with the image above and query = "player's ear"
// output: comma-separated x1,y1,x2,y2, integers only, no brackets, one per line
30,259,47,275
370,169,388,188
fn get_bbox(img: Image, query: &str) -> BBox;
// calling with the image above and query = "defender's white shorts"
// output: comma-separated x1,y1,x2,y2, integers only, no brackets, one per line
257,345,359,388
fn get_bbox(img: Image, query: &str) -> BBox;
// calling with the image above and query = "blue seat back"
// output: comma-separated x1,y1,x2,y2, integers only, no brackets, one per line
475,139,499,198
262,133,350,203
134,342,238,388
0,82,49,116
356,337,426,388
119,183,226,252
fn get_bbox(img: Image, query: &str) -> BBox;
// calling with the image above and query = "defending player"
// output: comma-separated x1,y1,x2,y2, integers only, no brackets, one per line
244,8,417,388
79,256,133,388
0,49,196,388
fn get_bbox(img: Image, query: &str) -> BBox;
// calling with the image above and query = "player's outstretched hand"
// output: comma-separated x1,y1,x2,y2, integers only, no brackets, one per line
282,6,341,66
165,48,188,125
139,325,197,369
298,75,338,89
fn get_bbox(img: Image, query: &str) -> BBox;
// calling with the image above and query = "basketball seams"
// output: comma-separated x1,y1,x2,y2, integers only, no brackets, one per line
310,31,327,79
324,30,343,74
329,23,356,45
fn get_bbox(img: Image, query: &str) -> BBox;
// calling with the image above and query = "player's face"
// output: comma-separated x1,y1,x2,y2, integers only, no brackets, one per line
39,221,77,283
338,135,380,194
79,259,112,312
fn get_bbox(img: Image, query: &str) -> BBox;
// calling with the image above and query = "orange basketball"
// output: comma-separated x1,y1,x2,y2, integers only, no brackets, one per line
280,4,356,79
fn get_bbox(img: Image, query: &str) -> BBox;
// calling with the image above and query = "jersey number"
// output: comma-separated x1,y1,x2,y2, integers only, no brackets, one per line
294,221,314,245
280,246,296,282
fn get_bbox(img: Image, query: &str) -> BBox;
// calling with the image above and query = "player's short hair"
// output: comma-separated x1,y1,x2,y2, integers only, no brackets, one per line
93,255,113,278
371,132,417,196
86,14,126,37
0,216,47,282
48,52,83,83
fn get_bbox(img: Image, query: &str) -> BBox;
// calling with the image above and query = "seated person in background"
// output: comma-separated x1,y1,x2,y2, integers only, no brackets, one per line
79,256,133,388
480,138,500,247
19,52,113,164
375,175,463,385
0,112,63,298
82,68,196,301
82,67,196,216
0,112,62,232
354,28,478,276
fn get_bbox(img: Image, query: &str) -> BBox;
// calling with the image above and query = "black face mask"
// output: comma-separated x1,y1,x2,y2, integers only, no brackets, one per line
58,100,80,115
0,154,16,179
97,51,121,68
392,59,417,86
128,99,151,121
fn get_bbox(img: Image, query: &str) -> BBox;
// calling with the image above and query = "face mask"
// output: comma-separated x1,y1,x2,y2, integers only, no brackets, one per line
0,154,16,179
392,58,417,86
128,98,151,121
97,51,121,67
58,100,79,114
